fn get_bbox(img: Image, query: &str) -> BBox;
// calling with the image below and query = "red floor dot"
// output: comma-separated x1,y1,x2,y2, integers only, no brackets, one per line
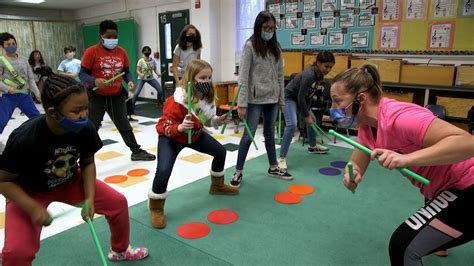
274,192,302,204
176,222,210,239
288,184,314,195
104,175,128,184
127,169,150,177
208,209,239,224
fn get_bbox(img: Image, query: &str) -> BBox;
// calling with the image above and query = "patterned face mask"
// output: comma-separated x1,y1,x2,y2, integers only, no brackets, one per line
194,82,212,99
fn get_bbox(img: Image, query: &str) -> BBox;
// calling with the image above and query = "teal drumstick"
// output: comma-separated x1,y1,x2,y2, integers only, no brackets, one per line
15,88,29,95
93,72,125,91
328,129,430,185
310,124,325,144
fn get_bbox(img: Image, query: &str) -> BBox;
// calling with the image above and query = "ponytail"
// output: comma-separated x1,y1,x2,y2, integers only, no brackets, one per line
333,63,382,101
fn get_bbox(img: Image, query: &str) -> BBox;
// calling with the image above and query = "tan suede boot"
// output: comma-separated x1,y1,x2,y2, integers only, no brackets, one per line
209,170,239,195
148,190,167,229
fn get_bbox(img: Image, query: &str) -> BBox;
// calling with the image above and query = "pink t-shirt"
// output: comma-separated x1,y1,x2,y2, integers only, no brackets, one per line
358,98,474,199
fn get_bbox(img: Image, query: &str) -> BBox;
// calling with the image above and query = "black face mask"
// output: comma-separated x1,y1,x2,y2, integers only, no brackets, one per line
144,51,151,57
195,82,212,99
185,35,196,43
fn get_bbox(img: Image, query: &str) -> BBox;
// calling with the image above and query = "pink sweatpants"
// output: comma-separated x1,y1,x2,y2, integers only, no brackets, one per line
2,174,130,266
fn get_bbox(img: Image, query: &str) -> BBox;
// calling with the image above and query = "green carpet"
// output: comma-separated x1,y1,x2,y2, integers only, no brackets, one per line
35,144,473,265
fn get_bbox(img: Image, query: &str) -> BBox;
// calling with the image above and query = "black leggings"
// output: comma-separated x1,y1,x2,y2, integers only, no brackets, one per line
152,132,226,194
389,185,474,265
88,90,141,152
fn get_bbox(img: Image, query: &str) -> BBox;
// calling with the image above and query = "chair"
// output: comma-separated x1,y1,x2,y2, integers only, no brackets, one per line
218,85,240,133
426,104,446,120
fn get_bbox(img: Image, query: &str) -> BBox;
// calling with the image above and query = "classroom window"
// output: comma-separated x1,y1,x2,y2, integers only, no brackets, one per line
235,0,265,64
165,23,172,59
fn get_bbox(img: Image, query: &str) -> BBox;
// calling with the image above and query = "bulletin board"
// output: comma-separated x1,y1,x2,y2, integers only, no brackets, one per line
373,0,474,51
268,0,474,52
267,0,377,50
81,19,138,81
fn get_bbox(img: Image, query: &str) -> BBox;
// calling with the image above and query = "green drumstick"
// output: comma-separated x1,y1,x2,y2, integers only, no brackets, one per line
187,81,192,144
93,72,125,91
87,219,108,266
243,118,258,150
328,129,430,185
347,162,355,194
221,83,241,134
278,110,282,144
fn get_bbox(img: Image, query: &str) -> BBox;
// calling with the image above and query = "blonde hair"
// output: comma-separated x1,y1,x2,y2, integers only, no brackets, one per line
333,63,383,101
180,59,215,104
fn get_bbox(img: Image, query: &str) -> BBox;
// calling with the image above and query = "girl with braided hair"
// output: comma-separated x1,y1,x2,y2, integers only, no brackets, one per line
0,75,149,265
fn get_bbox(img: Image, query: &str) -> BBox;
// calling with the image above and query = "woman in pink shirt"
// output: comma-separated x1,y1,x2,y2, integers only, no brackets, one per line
329,64,474,265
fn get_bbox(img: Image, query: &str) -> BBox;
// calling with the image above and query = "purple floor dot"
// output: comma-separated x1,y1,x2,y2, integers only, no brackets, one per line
319,167,342,176
330,161,347,169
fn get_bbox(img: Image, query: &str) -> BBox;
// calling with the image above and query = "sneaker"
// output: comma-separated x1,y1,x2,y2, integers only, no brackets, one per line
277,157,287,170
230,172,243,188
131,149,156,161
108,245,148,261
128,116,138,122
268,167,293,180
308,144,329,154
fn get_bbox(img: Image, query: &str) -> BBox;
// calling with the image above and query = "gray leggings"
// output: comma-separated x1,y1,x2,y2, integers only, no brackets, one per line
389,185,473,265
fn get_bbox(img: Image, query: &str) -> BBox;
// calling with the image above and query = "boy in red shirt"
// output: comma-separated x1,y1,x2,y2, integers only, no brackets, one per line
79,20,154,161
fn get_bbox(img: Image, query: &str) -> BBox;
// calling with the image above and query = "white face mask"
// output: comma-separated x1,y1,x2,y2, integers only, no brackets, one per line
66,52,75,59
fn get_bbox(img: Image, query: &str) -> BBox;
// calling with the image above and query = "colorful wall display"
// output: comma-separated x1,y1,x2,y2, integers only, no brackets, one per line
266,0,474,51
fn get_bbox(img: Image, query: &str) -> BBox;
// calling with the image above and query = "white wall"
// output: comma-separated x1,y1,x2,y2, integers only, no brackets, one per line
72,0,236,100
220,0,237,81
0,5,74,21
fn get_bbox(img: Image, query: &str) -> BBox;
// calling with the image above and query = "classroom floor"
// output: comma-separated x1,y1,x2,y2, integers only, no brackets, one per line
0,102,472,265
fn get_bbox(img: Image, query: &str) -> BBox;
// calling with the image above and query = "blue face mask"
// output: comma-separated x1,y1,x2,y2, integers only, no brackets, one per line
261,31,274,41
102,38,118,50
329,102,358,129
5,45,17,54
58,116,89,133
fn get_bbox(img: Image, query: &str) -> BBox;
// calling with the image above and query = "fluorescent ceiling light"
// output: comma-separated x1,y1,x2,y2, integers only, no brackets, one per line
15,0,45,3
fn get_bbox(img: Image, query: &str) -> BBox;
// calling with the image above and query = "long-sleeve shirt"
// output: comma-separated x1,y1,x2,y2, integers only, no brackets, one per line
79,44,133,96
0,55,40,97
237,41,284,107
156,87,219,144
284,66,323,117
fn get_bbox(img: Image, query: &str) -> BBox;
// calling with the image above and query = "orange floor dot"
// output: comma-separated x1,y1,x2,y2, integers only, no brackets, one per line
176,222,211,239
288,184,314,195
274,192,302,204
104,175,128,184
208,209,239,224
127,169,150,177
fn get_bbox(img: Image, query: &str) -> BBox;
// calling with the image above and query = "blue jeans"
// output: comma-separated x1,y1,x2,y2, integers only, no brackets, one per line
132,78,163,105
236,103,278,170
279,98,316,158
0,94,40,134
152,132,226,193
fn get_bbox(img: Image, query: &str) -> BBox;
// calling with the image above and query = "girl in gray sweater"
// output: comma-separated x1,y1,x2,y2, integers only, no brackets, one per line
231,11,286,188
